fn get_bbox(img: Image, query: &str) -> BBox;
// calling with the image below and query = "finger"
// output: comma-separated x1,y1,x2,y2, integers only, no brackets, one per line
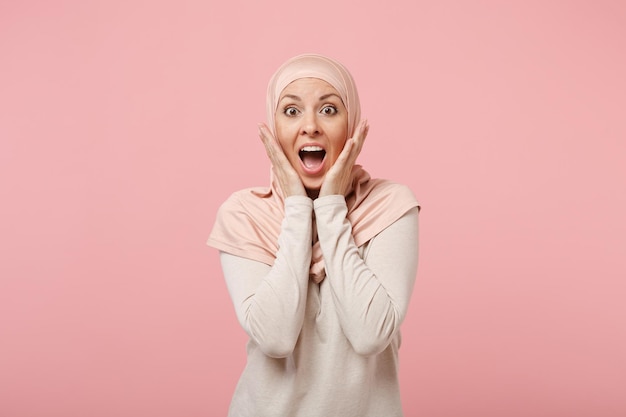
335,138,355,168
353,120,368,152
258,123,277,151
353,119,367,139
258,123,301,181
344,122,366,165
258,123,273,152
259,125,306,196
259,124,287,165
360,120,369,142
350,120,368,160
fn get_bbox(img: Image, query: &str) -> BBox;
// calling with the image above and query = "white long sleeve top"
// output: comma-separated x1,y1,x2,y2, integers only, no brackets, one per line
220,194,419,417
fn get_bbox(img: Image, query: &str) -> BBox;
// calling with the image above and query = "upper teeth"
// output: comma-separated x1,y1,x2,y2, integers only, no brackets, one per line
301,146,324,152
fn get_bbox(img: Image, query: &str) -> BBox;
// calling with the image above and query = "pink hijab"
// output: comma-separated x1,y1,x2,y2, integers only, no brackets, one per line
207,54,419,283
266,54,361,138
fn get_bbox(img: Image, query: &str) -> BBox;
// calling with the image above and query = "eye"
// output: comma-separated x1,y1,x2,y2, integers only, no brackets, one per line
321,105,337,115
284,107,299,117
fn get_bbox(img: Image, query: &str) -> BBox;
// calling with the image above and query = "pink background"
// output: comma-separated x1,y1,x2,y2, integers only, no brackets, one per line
1,1,625,416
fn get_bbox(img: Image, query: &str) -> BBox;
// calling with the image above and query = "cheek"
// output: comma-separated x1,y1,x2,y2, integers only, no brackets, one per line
274,126,289,148
328,138,348,166
331,127,349,152
277,136,293,158
275,129,299,164
274,119,294,145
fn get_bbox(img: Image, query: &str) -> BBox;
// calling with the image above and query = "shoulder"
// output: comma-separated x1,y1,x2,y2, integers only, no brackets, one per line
349,178,420,246
216,186,275,216
373,179,417,197
208,186,282,265
363,179,420,210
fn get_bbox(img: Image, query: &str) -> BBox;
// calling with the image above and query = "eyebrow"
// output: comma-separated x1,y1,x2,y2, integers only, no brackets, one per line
278,93,343,103
279,94,301,102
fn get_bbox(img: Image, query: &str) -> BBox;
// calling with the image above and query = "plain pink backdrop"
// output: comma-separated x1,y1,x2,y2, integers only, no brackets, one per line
1,1,625,416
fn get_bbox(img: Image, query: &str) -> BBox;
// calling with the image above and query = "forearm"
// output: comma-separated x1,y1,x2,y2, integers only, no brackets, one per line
221,196,313,358
314,195,419,356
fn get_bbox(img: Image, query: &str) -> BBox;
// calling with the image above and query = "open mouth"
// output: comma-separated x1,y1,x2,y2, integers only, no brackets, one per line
299,145,326,170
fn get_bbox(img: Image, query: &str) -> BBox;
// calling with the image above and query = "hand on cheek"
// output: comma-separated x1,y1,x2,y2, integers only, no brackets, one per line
258,123,307,197
319,120,369,198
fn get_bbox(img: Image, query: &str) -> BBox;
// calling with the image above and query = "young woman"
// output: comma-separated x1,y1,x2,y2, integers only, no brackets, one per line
208,54,420,417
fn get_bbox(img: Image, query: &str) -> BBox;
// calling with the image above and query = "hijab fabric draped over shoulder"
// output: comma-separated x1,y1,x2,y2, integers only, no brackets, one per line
207,54,419,283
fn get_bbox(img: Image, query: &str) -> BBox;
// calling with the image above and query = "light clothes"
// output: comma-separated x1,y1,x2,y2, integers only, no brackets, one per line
207,167,419,284
208,53,420,416
217,194,419,417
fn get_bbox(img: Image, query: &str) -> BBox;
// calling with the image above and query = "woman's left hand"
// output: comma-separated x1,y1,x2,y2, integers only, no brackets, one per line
319,120,369,197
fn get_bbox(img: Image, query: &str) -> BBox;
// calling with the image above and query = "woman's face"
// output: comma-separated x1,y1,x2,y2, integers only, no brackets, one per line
274,77,349,192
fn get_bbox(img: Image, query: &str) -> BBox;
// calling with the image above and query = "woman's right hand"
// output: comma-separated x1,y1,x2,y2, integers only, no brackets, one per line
258,123,307,197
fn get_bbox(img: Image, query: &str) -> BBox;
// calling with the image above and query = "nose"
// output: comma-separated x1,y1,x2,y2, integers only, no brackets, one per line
300,112,321,137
